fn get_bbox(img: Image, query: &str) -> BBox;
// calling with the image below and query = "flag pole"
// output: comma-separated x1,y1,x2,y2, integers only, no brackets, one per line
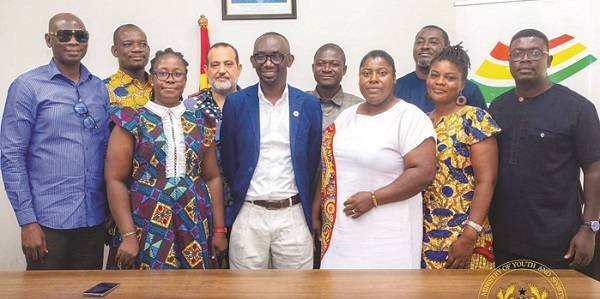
198,15,210,91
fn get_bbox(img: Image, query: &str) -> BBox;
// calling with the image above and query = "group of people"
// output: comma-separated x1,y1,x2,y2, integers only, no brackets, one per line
2,13,599,278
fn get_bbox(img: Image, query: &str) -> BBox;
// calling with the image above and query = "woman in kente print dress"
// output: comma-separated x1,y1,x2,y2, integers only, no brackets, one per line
422,45,501,269
105,48,227,269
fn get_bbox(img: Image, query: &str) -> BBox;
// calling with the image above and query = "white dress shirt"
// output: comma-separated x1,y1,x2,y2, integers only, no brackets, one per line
245,85,299,201
145,100,187,178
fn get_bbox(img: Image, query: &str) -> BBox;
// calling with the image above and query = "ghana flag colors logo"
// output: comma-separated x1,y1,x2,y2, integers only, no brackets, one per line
472,34,597,103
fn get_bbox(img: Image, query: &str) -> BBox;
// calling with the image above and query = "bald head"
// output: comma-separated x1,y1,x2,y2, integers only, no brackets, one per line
254,32,290,54
45,13,88,67
48,13,86,33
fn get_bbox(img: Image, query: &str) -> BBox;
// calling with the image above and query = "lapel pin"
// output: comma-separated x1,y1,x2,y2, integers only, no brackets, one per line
293,110,299,117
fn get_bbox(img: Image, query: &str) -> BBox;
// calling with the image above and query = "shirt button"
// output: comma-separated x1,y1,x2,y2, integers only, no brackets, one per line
540,133,545,138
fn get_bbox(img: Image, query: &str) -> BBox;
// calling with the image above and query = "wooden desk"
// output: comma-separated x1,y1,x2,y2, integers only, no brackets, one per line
0,269,598,298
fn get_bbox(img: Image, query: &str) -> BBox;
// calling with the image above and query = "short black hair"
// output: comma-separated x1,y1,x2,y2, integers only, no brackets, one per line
149,48,189,74
314,43,346,64
420,25,450,46
208,42,240,64
359,50,396,75
430,43,471,79
112,24,143,45
510,28,550,50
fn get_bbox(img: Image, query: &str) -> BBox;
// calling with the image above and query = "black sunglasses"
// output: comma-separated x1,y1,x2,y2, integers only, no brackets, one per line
49,30,90,43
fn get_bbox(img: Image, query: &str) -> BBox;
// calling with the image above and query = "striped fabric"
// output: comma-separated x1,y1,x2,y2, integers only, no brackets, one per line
1,59,110,229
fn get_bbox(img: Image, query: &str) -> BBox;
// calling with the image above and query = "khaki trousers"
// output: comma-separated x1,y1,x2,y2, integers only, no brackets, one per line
229,202,313,269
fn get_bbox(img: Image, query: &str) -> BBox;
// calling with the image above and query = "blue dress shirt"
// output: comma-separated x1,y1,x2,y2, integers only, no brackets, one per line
1,59,109,229
394,71,487,113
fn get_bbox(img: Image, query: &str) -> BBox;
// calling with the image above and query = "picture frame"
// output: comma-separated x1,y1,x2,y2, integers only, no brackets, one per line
221,0,297,20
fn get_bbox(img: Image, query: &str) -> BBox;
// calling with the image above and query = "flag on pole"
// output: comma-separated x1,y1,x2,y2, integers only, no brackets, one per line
198,15,210,91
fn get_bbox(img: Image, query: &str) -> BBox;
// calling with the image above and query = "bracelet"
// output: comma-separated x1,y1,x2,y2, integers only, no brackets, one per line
464,220,483,234
121,231,136,238
370,191,378,207
213,227,228,234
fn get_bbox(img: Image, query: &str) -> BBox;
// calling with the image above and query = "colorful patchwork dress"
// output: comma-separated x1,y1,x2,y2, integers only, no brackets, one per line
422,106,501,269
110,104,217,269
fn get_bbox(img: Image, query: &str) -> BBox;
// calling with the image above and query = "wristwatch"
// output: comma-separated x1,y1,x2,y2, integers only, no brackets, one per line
582,220,600,233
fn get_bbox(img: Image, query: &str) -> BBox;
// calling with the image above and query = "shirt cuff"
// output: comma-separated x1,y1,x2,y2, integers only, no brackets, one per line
15,208,37,226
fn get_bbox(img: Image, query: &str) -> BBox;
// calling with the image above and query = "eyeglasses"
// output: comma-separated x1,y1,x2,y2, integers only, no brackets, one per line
153,71,186,82
252,53,287,64
73,100,98,129
509,48,549,61
48,30,89,43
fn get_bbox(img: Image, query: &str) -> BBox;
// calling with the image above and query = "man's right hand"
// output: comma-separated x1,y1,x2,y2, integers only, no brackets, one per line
21,223,47,263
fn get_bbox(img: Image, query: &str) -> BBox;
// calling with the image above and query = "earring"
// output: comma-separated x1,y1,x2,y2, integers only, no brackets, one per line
456,93,467,106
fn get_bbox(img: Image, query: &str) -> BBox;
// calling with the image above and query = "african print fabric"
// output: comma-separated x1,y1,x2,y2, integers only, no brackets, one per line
111,106,217,269
422,106,501,269
320,124,337,259
104,70,152,108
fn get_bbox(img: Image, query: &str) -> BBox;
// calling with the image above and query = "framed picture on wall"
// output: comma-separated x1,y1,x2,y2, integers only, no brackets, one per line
222,0,297,20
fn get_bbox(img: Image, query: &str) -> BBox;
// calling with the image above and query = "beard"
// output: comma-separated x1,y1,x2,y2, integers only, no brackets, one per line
210,78,235,93
416,58,431,68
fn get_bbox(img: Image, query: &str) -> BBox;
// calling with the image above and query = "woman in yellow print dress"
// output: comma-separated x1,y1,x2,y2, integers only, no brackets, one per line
422,44,501,269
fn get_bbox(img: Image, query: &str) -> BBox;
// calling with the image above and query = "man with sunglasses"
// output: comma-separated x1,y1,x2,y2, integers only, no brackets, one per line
489,29,600,272
104,24,152,108
221,32,322,269
1,13,109,270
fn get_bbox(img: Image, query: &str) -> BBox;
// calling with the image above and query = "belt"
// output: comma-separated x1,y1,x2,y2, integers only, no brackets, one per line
246,194,301,210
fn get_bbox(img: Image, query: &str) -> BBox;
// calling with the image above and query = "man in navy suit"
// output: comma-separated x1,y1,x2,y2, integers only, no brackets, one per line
220,32,322,269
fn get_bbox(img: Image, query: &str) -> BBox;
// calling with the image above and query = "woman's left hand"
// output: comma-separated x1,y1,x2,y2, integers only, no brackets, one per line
445,235,476,269
211,233,228,258
343,191,375,219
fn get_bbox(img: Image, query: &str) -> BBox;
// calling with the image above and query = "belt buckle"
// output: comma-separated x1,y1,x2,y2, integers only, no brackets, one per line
266,202,279,210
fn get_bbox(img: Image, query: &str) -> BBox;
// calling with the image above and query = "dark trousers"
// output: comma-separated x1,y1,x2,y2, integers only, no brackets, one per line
27,224,105,270
494,248,571,269
577,233,600,281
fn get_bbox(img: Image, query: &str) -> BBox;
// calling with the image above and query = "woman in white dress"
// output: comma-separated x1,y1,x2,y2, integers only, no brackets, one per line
313,50,436,269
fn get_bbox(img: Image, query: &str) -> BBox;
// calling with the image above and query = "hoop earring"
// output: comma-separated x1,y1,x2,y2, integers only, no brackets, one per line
456,94,467,106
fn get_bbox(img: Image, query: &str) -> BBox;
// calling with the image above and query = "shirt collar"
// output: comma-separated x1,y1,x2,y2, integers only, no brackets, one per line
47,58,92,82
314,86,344,106
145,100,186,119
114,69,151,89
258,83,289,106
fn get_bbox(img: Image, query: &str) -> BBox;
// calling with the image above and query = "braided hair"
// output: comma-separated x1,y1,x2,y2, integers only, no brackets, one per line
430,43,470,80
149,48,189,102
149,48,189,74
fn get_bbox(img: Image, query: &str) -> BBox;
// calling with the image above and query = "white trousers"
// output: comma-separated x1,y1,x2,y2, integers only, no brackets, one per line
229,202,313,269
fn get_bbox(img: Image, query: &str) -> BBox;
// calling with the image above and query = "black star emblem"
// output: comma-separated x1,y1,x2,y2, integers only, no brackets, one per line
519,287,527,297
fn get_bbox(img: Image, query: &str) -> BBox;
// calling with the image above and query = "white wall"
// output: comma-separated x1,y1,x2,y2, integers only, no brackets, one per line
0,0,456,270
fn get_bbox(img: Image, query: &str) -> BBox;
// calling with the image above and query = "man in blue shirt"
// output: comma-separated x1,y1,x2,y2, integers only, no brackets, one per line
395,25,487,113
1,13,109,270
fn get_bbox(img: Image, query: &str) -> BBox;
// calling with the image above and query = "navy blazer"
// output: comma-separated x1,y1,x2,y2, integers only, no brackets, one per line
220,84,323,229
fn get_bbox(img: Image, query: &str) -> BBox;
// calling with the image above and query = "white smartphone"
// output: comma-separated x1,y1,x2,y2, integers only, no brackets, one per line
82,282,120,297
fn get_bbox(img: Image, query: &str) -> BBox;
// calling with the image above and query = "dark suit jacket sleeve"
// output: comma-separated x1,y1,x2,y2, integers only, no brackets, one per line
465,80,488,110
220,94,237,184
307,97,323,188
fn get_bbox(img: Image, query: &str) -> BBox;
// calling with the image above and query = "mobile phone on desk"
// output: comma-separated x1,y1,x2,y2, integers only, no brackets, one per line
83,282,119,297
